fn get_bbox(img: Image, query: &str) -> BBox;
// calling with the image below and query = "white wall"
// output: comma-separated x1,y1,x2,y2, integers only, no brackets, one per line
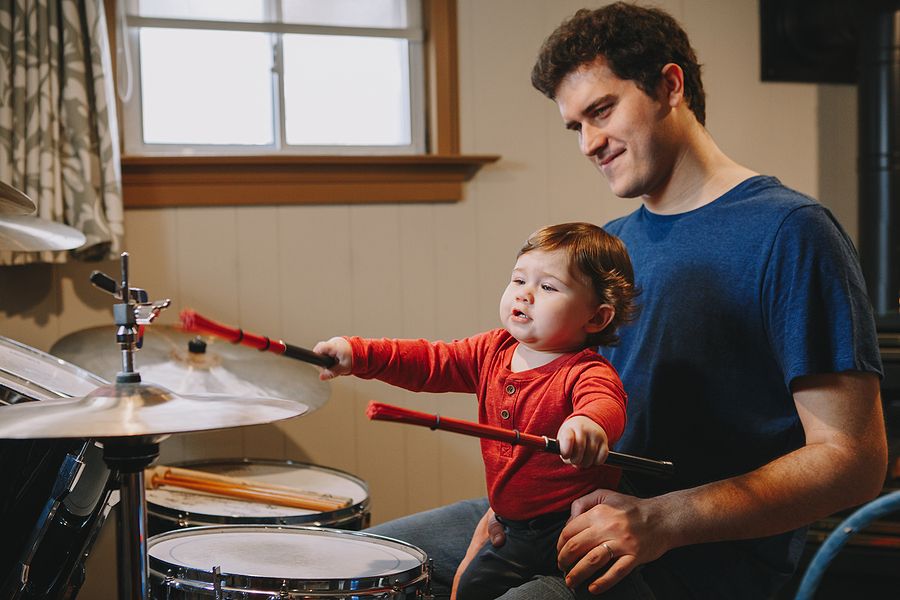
0,1,856,598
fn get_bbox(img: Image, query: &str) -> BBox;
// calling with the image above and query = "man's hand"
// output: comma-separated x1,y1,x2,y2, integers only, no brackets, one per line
450,508,505,600
557,416,609,468
557,489,670,595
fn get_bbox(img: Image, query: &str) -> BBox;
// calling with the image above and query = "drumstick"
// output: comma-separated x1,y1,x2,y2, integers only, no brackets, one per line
179,309,336,368
366,402,675,478
150,478,343,512
146,465,352,511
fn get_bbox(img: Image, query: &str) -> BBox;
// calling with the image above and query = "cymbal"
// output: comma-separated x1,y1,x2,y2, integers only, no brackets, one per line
0,180,36,215
0,381,308,439
51,325,330,413
0,215,87,251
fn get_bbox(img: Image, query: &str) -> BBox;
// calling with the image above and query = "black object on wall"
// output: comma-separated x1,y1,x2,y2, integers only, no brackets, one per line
858,3,900,322
760,0,900,324
760,0,859,84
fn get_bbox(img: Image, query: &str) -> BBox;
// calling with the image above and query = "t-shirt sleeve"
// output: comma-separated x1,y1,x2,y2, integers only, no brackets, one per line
347,332,495,393
761,205,881,386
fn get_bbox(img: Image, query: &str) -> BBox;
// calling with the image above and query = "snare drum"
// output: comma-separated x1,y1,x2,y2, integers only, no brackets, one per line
147,458,370,535
148,525,431,599
0,336,114,599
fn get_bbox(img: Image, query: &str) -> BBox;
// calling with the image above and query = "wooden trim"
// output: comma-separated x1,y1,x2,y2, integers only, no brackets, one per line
427,0,460,154
122,154,499,208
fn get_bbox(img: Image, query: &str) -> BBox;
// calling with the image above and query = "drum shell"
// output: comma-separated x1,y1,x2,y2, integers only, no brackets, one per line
147,525,431,599
147,458,371,536
0,336,114,599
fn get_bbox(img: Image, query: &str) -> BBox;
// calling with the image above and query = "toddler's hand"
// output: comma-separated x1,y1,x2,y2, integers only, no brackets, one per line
312,337,353,380
557,416,609,469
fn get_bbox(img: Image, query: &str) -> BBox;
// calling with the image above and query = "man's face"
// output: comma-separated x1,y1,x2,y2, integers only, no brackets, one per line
555,58,676,200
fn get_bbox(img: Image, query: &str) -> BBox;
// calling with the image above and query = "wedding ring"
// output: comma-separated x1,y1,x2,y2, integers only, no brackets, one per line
602,542,615,561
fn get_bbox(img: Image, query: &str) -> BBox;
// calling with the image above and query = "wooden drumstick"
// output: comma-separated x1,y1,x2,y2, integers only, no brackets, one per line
146,465,353,511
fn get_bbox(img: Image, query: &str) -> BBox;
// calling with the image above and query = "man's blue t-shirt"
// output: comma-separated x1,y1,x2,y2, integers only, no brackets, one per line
601,176,882,599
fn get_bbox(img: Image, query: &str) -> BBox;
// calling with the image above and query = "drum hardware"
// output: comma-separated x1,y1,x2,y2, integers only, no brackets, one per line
0,180,36,215
0,253,309,599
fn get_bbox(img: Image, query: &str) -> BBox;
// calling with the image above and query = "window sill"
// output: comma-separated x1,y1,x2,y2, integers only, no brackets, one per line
121,154,500,208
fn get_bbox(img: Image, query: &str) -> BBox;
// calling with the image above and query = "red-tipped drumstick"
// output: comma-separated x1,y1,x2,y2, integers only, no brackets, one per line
366,401,674,478
180,309,336,368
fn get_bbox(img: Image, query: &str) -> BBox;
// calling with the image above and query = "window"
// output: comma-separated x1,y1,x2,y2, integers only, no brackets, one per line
122,0,425,155
111,0,499,207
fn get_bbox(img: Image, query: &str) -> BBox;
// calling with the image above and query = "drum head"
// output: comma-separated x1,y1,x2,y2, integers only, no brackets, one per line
149,526,428,595
147,459,369,529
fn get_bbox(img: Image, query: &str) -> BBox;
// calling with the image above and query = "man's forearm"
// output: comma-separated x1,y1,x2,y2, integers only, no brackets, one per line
652,373,887,549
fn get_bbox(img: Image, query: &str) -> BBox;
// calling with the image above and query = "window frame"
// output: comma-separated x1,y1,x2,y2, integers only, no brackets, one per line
122,0,427,156
107,0,498,208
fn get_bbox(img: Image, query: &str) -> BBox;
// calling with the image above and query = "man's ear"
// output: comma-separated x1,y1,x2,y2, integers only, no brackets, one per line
660,62,685,108
585,304,615,334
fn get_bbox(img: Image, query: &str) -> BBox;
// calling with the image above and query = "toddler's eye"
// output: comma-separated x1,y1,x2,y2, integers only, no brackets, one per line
541,284,557,292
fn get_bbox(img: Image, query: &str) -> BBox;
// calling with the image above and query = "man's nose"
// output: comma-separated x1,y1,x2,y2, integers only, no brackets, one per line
580,123,607,157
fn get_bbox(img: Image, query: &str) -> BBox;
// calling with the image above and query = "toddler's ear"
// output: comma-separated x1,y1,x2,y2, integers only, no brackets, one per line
586,304,615,333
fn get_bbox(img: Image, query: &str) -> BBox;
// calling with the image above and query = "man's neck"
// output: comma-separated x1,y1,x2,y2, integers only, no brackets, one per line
643,125,757,215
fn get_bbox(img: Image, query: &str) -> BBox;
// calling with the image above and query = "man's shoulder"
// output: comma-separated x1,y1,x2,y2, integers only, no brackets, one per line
725,175,818,212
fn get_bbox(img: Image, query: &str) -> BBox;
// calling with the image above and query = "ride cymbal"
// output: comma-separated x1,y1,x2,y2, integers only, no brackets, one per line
51,325,330,412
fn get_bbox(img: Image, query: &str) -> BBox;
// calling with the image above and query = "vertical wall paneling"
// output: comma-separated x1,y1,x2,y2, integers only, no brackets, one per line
349,204,409,523
275,205,358,476
174,207,243,459
397,204,442,513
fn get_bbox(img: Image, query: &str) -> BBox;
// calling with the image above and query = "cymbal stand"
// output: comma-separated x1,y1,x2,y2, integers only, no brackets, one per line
91,253,170,600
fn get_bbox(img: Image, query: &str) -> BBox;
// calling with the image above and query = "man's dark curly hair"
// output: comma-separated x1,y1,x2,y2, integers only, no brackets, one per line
531,2,706,125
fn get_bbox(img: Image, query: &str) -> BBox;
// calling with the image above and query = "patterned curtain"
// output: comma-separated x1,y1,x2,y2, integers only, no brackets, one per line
0,0,123,265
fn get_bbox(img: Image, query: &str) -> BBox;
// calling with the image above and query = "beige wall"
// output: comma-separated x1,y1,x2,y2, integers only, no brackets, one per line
0,1,857,597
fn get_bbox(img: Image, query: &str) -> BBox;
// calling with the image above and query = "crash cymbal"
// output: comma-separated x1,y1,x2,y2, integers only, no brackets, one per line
0,380,308,438
51,325,330,412
0,180,36,215
0,215,87,251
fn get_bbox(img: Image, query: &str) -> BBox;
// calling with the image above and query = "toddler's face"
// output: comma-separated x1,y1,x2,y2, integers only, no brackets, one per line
499,249,602,353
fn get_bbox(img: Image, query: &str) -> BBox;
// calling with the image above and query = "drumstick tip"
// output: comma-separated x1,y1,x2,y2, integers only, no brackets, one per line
366,401,386,420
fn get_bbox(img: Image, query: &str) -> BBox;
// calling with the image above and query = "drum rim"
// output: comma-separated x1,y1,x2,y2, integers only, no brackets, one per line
0,335,108,403
147,525,428,595
146,457,370,527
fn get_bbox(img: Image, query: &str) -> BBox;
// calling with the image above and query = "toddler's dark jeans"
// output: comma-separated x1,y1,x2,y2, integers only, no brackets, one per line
455,510,570,600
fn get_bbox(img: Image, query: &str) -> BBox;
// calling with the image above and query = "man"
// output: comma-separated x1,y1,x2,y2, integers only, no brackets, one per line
369,4,887,599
